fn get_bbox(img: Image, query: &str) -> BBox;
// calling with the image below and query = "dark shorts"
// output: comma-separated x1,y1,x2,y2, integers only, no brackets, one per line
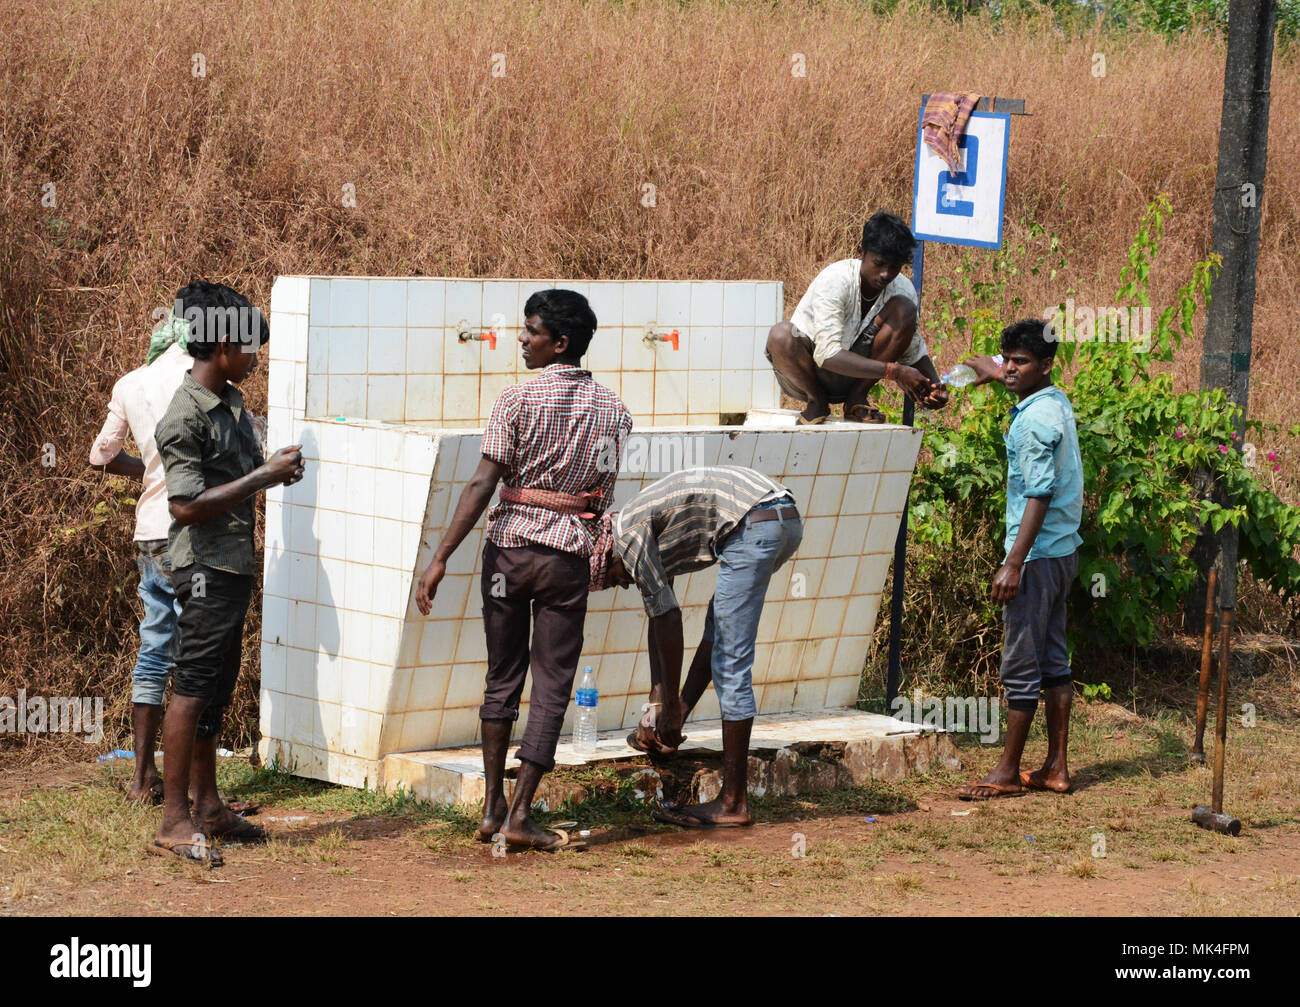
766,323,877,404
999,551,1078,707
479,540,589,772
170,563,254,737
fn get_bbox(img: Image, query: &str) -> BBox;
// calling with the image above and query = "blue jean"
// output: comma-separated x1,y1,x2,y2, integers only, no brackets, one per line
133,540,181,706
701,497,803,720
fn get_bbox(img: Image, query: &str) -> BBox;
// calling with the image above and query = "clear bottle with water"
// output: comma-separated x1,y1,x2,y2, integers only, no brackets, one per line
941,354,1002,387
573,666,598,753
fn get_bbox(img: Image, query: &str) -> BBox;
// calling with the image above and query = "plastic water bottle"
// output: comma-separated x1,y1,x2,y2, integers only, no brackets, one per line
573,666,598,753
941,354,1003,387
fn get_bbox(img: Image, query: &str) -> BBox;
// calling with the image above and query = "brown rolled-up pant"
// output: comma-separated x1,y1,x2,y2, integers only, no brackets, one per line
479,539,589,771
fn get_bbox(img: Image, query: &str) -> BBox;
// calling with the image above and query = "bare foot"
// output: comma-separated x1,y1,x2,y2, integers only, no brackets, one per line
502,815,570,851
125,772,161,804
474,795,508,843
153,818,222,865
799,401,830,425
1020,766,1071,793
193,804,267,841
654,797,751,828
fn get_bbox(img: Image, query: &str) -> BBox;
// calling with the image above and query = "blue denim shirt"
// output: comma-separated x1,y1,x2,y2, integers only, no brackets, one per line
1004,384,1083,562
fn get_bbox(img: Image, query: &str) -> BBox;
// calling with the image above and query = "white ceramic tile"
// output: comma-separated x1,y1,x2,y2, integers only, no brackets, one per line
368,327,406,373
690,282,724,326
656,282,691,326
309,279,331,325
873,471,912,514
443,375,479,421
479,373,513,416
722,283,756,326
290,600,316,647
719,432,757,468
885,428,922,472
345,514,374,564
316,509,347,560
330,278,368,327
724,328,757,370
365,376,404,422
755,283,781,328
818,431,857,474
809,473,847,514
785,433,823,475
842,473,880,515
346,463,376,516
864,513,902,554
289,553,317,601
369,279,407,327
751,369,778,409
854,553,891,596
585,283,623,329
328,328,367,374
621,326,658,371
654,371,688,415
342,563,372,613
623,283,658,328
810,597,848,638
407,280,445,328
406,327,443,375
830,514,870,556
371,617,401,665
750,431,791,473
341,610,373,661
799,515,836,557
687,371,720,414
851,430,890,473
444,280,482,329
262,594,290,646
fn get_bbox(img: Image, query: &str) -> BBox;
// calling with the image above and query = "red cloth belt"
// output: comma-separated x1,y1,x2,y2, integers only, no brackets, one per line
499,485,602,520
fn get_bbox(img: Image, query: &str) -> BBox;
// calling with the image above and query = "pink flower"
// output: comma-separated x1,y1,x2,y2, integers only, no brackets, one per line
1274,464,1281,472
1268,451,1277,462
1173,425,1186,440
1218,444,1230,454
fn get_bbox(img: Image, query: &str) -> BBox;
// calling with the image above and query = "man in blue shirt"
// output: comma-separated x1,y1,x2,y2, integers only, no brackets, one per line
958,319,1083,800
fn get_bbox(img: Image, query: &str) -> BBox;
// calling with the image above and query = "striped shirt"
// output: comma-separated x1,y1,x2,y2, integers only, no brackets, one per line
155,372,265,575
482,364,632,555
614,466,792,617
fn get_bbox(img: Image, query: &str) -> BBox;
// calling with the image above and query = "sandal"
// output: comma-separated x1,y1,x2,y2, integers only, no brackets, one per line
147,837,223,866
508,827,586,853
957,781,1026,802
1019,770,1072,794
652,806,751,829
845,403,887,424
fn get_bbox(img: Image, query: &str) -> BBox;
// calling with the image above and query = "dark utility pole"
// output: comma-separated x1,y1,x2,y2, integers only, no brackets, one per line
1189,0,1276,627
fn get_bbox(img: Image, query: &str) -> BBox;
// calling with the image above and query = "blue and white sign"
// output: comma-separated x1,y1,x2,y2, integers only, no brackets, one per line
911,110,1009,250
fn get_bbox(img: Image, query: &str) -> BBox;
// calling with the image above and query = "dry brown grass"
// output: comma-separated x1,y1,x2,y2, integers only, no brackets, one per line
2,1,1297,750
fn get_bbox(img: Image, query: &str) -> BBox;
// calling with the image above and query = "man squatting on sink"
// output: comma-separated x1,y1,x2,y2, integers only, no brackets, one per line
766,210,950,423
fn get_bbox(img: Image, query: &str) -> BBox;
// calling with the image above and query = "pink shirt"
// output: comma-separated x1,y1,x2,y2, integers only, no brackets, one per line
89,344,193,541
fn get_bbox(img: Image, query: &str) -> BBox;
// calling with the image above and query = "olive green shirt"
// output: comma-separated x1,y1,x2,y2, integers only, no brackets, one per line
155,372,264,575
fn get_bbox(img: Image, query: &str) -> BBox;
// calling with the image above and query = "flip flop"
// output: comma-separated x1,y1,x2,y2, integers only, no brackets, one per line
845,403,887,424
146,838,223,866
957,781,1026,802
508,827,585,853
1019,770,1072,794
652,806,751,829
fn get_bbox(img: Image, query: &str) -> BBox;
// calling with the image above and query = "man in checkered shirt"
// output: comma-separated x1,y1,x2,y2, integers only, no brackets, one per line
416,289,631,852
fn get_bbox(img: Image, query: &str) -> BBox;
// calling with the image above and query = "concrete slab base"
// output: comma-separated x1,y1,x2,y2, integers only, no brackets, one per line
383,708,963,809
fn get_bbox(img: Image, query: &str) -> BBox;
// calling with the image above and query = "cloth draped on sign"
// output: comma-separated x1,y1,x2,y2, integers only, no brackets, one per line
922,91,982,174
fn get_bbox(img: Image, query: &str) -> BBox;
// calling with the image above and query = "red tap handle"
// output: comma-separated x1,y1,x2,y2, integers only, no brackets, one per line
668,329,679,351
486,331,497,351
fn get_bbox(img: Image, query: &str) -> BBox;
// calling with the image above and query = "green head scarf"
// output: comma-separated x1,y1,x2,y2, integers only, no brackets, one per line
146,308,191,365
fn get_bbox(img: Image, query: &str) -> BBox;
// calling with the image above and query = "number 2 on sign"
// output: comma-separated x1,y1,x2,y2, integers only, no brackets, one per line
936,134,978,218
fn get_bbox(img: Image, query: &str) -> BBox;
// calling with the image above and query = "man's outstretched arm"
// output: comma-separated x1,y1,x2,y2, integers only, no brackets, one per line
416,456,507,614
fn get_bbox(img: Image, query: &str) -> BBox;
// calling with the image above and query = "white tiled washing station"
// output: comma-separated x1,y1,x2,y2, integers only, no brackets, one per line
257,275,922,791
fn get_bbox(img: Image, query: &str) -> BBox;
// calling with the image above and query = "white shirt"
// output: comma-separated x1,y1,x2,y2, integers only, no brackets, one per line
789,259,928,369
89,343,194,541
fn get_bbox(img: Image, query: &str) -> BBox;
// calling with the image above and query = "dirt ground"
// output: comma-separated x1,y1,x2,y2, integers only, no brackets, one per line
4,680,1299,917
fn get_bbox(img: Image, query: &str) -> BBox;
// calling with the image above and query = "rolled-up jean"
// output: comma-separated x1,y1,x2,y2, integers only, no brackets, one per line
701,496,803,720
132,540,182,706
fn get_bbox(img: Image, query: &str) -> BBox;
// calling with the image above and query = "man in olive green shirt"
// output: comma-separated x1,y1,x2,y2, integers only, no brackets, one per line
151,281,304,866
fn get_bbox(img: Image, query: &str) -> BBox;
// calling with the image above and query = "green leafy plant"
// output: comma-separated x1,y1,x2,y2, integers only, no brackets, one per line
909,196,1300,655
